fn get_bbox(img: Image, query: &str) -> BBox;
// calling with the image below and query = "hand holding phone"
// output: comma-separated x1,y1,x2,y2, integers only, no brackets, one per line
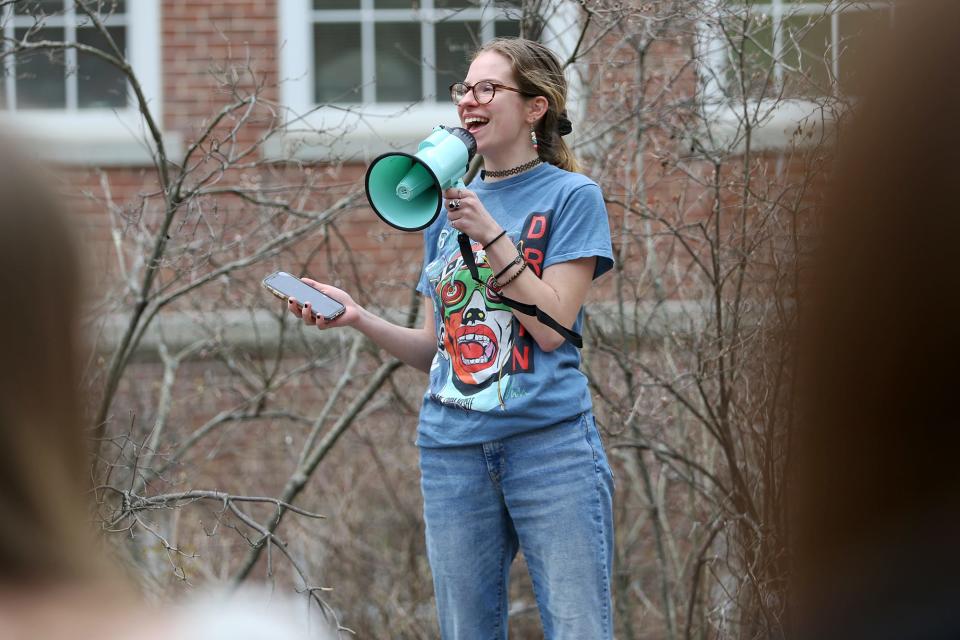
262,271,347,321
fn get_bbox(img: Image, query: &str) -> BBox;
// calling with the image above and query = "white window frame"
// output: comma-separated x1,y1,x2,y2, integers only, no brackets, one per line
273,0,583,161
696,0,893,152
0,0,168,166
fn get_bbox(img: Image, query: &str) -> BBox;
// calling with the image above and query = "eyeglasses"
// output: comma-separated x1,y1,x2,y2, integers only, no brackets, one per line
449,80,534,105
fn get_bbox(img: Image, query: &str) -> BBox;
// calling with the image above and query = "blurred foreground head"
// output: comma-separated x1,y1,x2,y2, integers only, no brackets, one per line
794,1,960,637
0,133,95,585
0,134,331,639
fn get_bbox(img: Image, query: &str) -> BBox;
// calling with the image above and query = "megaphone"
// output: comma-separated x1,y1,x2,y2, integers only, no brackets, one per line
365,125,477,232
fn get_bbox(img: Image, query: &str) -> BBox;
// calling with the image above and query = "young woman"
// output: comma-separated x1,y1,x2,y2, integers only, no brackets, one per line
290,38,615,639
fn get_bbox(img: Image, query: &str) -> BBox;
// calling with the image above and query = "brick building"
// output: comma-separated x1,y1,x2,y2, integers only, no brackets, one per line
0,2,892,636
0,0,890,266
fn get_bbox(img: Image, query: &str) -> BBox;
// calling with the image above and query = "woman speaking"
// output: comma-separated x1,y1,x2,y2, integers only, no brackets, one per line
289,38,615,639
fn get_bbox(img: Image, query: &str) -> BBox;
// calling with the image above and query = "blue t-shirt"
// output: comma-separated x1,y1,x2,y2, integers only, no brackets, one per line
415,162,614,447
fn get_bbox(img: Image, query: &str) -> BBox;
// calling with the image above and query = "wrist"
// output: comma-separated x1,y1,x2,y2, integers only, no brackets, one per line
348,304,371,330
482,227,507,250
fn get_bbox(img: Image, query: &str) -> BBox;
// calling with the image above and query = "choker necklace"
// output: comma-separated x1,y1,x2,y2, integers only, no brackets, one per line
481,157,543,180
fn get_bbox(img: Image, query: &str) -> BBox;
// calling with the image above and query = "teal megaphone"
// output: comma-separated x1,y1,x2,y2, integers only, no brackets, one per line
365,125,477,231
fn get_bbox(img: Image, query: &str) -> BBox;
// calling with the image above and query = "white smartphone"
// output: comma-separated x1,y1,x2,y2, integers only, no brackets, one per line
262,271,347,321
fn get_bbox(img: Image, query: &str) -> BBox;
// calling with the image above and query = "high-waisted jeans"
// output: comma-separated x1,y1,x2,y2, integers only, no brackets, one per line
418,411,615,640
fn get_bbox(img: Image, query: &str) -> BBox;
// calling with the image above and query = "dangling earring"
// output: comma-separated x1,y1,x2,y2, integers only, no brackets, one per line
530,126,538,152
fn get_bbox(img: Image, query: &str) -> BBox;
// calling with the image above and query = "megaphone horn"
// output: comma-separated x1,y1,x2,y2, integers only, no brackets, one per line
364,126,477,232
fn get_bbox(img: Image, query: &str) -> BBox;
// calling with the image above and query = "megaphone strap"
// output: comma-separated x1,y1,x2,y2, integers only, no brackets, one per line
456,233,584,349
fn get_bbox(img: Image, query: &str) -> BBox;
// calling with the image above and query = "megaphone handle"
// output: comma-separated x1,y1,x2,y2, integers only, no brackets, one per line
456,232,583,349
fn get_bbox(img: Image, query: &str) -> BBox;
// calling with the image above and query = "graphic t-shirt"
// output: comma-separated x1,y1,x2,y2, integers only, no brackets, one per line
415,162,614,447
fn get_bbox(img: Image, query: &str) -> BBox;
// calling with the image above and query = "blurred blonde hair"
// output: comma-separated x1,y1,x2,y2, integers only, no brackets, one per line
0,132,99,584
476,38,580,173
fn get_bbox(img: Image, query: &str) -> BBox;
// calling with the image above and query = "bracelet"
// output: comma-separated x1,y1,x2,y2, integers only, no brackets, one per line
483,230,507,250
494,253,523,281
494,260,528,290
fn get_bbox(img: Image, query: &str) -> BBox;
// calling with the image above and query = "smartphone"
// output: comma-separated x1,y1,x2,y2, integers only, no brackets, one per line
262,271,347,321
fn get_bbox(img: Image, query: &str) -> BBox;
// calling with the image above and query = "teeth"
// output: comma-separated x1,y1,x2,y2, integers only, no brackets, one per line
464,117,489,125
463,355,491,365
458,333,491,346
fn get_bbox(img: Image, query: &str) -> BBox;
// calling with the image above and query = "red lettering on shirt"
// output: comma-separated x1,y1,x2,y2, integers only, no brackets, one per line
512,344,530,370
524,247,544,277
527,215,547,239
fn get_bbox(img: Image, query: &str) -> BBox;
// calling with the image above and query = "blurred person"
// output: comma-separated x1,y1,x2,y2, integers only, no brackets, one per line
0,132,331,639
791,2,960,638
289,37,616,639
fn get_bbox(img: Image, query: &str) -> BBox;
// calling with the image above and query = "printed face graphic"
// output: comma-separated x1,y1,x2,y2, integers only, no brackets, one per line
436,254,514,390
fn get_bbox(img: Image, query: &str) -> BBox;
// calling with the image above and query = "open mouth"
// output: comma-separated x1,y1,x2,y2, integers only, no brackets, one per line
456,325,498,367
463,116,489,134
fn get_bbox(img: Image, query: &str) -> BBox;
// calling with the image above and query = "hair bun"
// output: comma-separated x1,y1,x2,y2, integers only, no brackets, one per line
557,111,573,136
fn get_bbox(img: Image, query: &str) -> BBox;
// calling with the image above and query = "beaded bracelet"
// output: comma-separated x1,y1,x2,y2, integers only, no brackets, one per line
494,253,523,281
494,260,528,290
483,230,507,250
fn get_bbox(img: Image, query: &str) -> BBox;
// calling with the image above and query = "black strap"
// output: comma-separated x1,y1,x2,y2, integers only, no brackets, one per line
457,232,583,348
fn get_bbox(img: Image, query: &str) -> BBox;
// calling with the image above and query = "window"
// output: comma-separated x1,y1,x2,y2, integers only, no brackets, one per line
0,0,164,165
725,0,893,100
1,0,128,111
310,0,521,105
276,0,578,160
698,1,894,150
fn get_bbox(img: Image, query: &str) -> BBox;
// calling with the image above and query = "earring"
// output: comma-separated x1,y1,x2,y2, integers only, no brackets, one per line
530,126,538,151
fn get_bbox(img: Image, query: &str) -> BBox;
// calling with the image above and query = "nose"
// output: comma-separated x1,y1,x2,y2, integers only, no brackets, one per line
457,88,478,108
463,307,485,324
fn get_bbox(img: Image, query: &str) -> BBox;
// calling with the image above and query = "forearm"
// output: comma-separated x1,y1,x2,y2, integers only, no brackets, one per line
352,307,437,373
484,236,583,351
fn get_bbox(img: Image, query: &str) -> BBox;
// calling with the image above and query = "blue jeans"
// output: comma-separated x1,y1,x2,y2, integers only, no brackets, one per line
418,411,615,640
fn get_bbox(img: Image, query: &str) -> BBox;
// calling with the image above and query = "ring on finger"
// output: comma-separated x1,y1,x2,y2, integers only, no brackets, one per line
449,199,461,209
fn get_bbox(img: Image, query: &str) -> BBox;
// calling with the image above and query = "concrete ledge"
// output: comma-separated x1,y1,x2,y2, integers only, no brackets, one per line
262,105,456,163
91,300,739,362
0,112,183,167
696,98,842,154
93,307,410,361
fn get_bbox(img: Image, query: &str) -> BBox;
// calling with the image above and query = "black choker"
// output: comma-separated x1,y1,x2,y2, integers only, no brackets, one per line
481,157,542,179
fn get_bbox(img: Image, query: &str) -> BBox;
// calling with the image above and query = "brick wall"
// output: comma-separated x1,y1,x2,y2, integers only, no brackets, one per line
163,0,279,138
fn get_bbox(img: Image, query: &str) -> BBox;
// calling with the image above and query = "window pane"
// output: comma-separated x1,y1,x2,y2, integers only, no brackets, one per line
780,14,832,97
86,0,126,14
314,23,362,102
314,0,360,9
77,26,127,108
733,13,834,99
375,0,418,8
375,22,421,102
434,0,474,8
494,0,523,12
838,8,891,95
76,1,127,26
14,1,64,16
495,19,521,38
730,19,775,99
15,27,66,109
435,21,480,99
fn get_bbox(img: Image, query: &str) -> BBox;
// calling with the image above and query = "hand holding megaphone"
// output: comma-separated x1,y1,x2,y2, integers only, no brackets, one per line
364,125,478,232
441,185,501,243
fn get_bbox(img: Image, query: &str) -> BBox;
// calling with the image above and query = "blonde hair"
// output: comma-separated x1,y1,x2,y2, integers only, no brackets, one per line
475,38,580,173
